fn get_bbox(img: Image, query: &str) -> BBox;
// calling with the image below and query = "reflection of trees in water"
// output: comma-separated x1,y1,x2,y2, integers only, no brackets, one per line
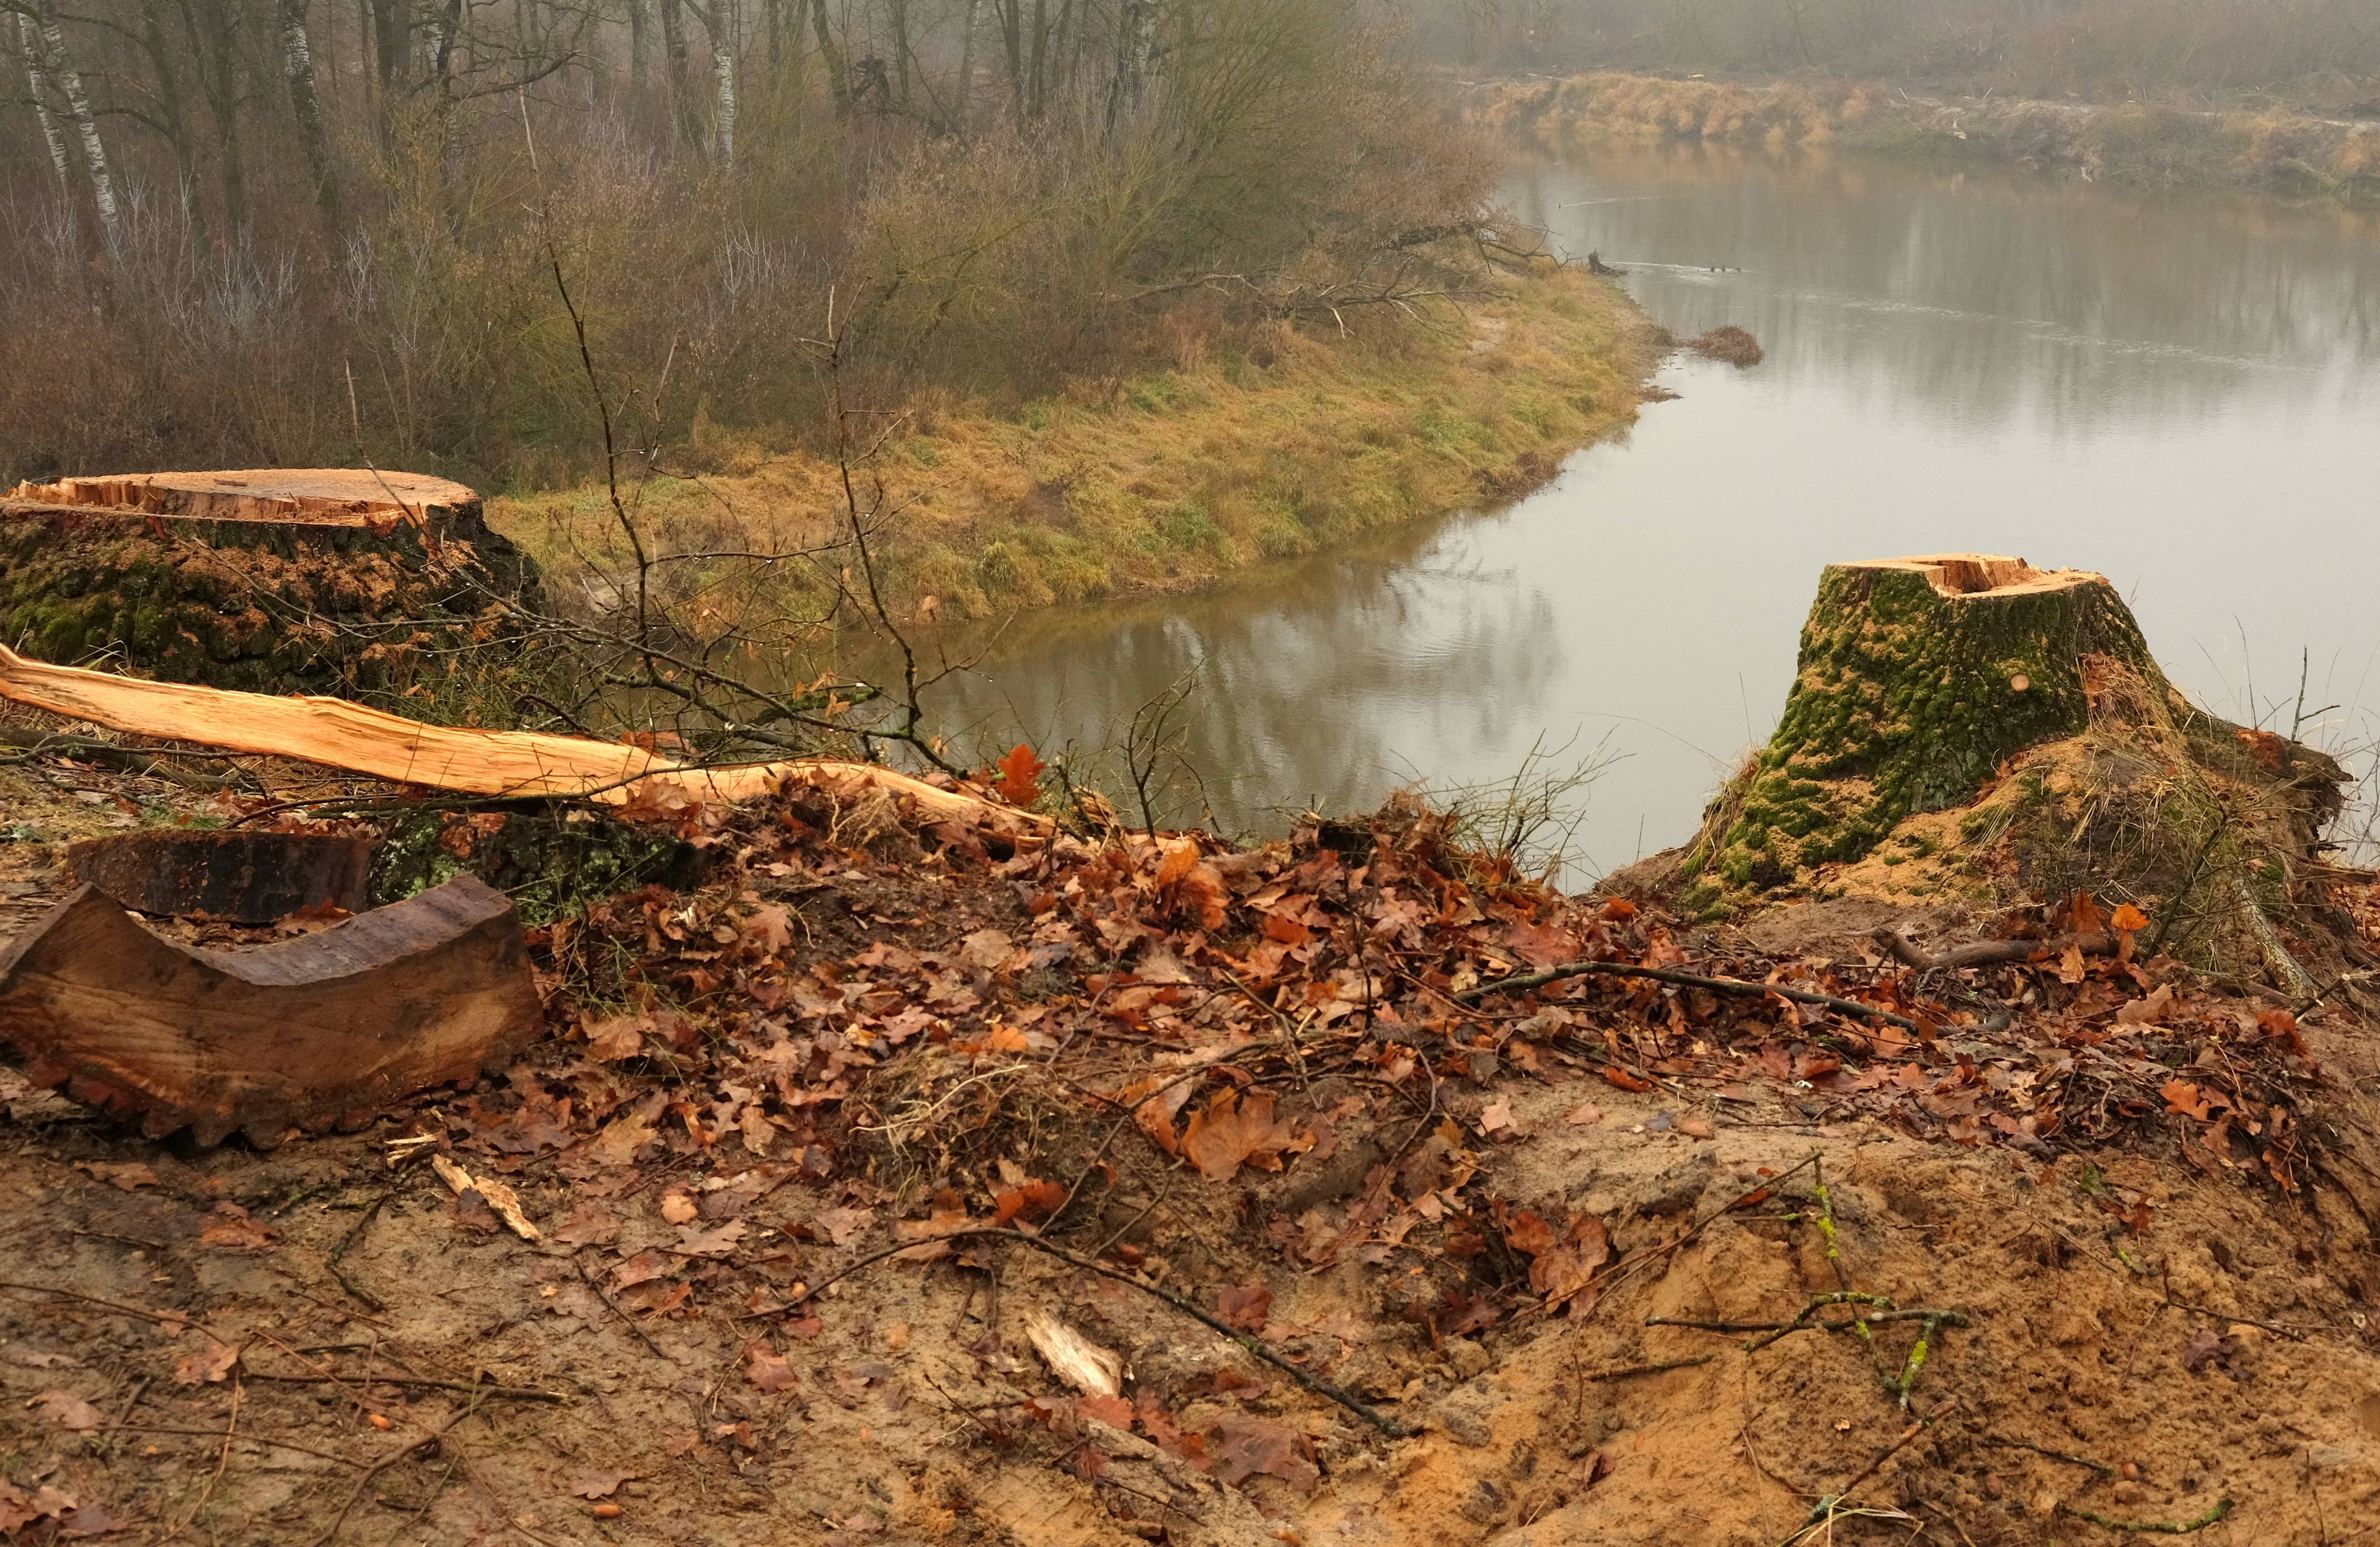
932,539,1567,835
1509,148,2380,426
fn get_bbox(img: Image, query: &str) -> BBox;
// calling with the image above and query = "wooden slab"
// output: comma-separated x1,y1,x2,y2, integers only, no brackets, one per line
67,830,374,923
0,875,542,1145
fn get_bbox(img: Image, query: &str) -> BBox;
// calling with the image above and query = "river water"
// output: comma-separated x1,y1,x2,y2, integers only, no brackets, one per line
922,144,2380,876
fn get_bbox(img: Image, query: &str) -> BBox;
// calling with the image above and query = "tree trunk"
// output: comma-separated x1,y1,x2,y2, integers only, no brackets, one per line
13,14,76,207
659,0,701,148
808,0,847,117
628,0,648,92
183,0,247,232
279,0,344,225
952,0,977,133
35,0,123,257
1694,555,2165,892
701,0,736,159
138,0,208,244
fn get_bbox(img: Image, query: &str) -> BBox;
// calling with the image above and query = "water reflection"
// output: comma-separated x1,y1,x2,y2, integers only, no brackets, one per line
922,144,2380,875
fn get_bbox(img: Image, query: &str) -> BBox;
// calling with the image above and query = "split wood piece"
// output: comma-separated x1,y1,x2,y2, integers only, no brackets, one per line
0,875,541,1146
68,830,373,923
7,469,480,530
0,641,1047,831
1873,927,2117,972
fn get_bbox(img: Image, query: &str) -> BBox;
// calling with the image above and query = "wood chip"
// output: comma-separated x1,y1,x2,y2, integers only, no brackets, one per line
430,1153,542,1242
1022,1311,1125,1398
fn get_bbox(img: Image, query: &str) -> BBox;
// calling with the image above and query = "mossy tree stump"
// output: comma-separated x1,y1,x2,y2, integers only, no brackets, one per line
0,469,541,695
1695,555,2165,892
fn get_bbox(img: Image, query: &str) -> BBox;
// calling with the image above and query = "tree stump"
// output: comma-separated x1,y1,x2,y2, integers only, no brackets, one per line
0,469,541,694
1695,555,2165,892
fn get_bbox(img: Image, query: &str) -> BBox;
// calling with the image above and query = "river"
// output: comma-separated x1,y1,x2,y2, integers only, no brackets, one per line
919,143,2380,877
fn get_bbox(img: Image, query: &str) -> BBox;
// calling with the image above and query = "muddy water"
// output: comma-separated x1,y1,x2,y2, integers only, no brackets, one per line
923,145,2380,875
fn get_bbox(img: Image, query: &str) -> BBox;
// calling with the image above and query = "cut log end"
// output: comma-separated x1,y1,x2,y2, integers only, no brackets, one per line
7,468,481,527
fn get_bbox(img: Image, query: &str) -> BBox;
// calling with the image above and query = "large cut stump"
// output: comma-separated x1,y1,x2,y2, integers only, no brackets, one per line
1695,555,2165,892
68,829,375,924
0,469,540,694
0,874,542,1145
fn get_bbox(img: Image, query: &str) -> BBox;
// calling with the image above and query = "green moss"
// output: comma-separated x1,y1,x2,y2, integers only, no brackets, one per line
1692,562,2162,895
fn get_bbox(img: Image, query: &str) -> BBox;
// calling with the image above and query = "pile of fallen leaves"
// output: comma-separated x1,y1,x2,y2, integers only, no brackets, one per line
378,774,2335,1368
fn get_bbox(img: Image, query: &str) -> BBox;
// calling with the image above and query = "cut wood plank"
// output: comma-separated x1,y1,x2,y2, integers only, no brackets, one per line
0,875,541,1145
0,640,1046,829
68,830,373,923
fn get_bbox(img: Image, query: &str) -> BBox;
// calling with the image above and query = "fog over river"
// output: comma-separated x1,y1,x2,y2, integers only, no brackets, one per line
922,143,2380,876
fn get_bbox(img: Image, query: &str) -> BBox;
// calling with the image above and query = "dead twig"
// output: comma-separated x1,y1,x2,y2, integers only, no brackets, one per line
791,1225,1411,1437
237,1372,568,1404
2058,1498,2236,1534
1580,1354,1713,1382
1457,958,1922,1031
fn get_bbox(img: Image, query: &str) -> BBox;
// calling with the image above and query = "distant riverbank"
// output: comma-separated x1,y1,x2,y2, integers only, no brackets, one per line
493,266,1661,625
1474,72,2380,201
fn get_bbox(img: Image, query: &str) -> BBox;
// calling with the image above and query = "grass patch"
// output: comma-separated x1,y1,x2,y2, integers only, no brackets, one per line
494,266,1658,625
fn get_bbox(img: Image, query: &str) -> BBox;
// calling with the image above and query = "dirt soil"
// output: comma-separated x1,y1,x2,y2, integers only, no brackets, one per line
7,726,2380,1546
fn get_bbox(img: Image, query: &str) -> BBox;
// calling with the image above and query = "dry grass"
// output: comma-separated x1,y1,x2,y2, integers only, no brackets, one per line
494,264,1659,624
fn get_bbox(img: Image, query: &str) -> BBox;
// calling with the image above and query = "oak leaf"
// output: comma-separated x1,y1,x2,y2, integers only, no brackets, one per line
995,744,1046,806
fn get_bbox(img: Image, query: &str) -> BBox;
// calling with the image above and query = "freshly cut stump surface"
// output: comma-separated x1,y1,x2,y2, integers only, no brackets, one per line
1695,554,2165,894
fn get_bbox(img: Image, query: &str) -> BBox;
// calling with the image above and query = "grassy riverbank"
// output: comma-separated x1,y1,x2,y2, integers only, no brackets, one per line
1475,72,2380,198
493,266,1659,624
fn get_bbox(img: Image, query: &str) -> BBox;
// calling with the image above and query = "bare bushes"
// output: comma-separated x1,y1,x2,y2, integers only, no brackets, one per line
0,0,1502,493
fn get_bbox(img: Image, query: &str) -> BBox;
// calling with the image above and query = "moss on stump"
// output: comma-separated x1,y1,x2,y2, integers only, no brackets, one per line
0,469,541,697
1690,555,2166,897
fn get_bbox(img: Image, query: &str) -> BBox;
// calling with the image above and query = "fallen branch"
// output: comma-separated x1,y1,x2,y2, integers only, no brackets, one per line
0,642,1045,829
1580,1354,1712,1382
1781,1399,1962,1547
1874,927,2115,972
791,1225,1410,1437
238,1372,568,1404
1457,958,1921,1031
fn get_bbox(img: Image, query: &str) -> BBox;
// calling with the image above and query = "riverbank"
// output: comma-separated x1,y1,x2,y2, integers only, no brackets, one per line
491,265,1660,625
1474,71,2380,198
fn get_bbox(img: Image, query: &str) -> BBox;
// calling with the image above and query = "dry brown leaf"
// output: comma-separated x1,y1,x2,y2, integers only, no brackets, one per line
29,1390,102,1431
172,1340,239,1386
743,1342,799,1393
1208,1413,1319,1494
659,1189,699,1225
1181,1088,1295,1181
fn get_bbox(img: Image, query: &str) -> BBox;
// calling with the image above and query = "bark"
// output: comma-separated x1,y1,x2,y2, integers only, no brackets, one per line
279,0,344,224
952,0,977,132
13,14,74,204
35,0,123,256
1697,555,2166,891
182,0,247,231
0,875,542,1146
699,0,735,159
138,0,208,240
369,0,408,86
628,0,648,92
659,0,700,148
